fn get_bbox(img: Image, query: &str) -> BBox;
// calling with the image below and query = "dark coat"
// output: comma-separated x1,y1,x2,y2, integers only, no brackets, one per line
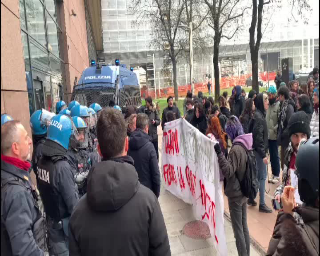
185,108,194,123
145,106,160,141
277,100,295,147
32,137,46,178
1,161,45,256
232,96,245,118
252,109,269,159
240,113,253,134
128,129,160,197
161,106,181,129
191,115,208,135
220,106,231,118
69,156,171,256
267,206,319,256
274,74,282,89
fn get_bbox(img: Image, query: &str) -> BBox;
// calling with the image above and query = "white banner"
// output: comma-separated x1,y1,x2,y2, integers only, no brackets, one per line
161,118,227,255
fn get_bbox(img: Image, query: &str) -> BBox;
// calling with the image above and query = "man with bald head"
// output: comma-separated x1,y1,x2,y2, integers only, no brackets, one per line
1,120,47,255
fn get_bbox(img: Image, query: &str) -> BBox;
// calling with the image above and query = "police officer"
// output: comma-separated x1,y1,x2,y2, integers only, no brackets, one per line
68,100,80,111
1,120,47,255
69,116,98,197
1,113,13,126
59,109,71,116
87,107,98,149
37,114,79,255
89,102,102,118
30,110,55,178
56,101,67,114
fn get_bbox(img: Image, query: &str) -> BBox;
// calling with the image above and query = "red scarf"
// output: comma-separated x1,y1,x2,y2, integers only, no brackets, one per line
1,155,31,171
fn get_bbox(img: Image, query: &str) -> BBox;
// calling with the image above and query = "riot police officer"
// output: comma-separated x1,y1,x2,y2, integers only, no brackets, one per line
69,116,98,197
30,109,55,178
87,107,98,149
68,100,80,111
89,102,102,118
37,114,79,255
1,113,13,126
56,101,67,114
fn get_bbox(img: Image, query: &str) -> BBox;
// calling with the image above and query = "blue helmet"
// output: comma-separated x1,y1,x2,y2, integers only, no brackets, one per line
30,110,47,135
89,103,102,113
59,109,71,116
72,116,87,129
56,100,66,114
1,114,13,126
68,100,80,110
113,105,121,111
47,114,75,150
87,107,96,115
70,105,90,118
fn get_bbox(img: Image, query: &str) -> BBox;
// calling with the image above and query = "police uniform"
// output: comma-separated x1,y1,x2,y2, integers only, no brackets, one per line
1,160,47,255
37,139,79,256
32,138,46,178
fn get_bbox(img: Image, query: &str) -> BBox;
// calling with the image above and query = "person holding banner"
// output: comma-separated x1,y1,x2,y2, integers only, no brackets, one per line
214,116,251,256
191,103,208,135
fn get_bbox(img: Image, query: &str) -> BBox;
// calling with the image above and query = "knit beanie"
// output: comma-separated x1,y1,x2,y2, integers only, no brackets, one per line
267,86,277,95
288,111,311,139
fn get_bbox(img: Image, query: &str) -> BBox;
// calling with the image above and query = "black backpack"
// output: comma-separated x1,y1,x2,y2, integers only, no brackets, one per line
233,142,259,199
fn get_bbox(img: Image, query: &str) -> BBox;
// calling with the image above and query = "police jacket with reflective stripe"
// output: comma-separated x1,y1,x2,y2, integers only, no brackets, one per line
37,139,79,222
1,160,45,256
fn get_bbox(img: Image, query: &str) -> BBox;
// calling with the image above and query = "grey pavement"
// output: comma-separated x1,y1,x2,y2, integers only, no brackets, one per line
159,186,263,256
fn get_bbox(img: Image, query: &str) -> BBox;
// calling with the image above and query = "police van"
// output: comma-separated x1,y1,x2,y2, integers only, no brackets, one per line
71,59,141,108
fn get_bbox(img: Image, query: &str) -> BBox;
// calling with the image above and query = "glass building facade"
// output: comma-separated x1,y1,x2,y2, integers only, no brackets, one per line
19,0,63,115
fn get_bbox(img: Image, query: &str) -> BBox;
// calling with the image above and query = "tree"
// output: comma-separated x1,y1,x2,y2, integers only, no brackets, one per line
249,0,311,93
130,0,185,101
204,0,249,102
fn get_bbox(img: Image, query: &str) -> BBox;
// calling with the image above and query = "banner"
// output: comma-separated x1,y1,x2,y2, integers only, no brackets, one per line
161,118,227,255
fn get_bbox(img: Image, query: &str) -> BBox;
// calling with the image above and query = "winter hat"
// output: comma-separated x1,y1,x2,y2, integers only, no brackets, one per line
280,82,286,87
288,111,311,139
267,86,277,95
248,90,257,99
226,115,244,141
167,96,173,103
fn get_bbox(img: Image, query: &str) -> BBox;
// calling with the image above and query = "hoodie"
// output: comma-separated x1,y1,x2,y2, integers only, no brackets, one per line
216,133,253,202
232,85,245,118
128,129,160,197
68,156,171,256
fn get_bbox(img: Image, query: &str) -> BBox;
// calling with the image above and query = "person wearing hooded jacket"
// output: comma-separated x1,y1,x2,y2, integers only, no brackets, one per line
69,108,170,256
232,85,245,118
191,103,208,135
144,97,161,160
161,96,181,129
128,113,160,198
248,93,273,213
267,137,319,256
214,116,252,256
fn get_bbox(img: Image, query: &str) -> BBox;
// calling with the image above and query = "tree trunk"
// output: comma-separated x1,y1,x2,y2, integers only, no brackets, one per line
251,49,259,93
172,57,179,101
213,34,220,103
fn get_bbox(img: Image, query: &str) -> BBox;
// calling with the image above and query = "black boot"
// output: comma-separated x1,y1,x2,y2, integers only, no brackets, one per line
247,199,257,206
259,204,272,213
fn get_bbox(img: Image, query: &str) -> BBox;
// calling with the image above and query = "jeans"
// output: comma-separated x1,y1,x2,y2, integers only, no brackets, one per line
268,140,280,177
254,151,267,205
228,200,250,256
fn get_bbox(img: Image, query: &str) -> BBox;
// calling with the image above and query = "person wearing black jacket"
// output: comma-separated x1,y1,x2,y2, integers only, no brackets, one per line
239,98,255,134
161,96,181,129
218,96,231,118
1,121,46,256
144,97,161,159
128,113,161,197
69,108,170,256
248,93,272,213
185,98,194,123
191,103,207,135
232,85,245,118
274,71,282,90
37,115,79,255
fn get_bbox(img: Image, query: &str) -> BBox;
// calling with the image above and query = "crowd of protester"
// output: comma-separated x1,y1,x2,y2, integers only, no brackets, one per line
1,67,319,256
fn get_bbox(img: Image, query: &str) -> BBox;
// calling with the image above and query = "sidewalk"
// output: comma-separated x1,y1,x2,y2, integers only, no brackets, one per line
159,186,262,255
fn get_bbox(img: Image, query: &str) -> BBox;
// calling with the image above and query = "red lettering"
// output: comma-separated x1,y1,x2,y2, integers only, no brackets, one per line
177,166,185,190
163,129,179,155
185,165,196,197
163,164,177,186
200,180,219,244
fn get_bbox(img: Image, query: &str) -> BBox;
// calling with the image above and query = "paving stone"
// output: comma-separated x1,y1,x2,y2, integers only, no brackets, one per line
169,236,186,255
179,234,211,251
